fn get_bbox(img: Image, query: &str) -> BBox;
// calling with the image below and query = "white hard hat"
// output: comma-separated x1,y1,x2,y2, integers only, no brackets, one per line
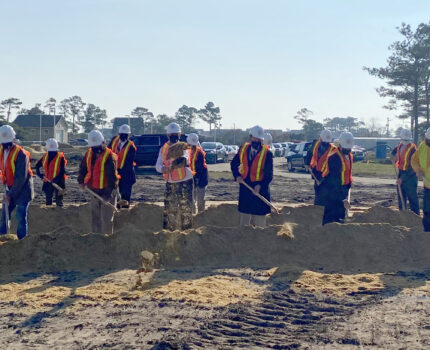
187,133,199,146
0,125,16,144
88,130,105,147
166,122,181,134
320,129,332,143
425,128,430,140
399,128,412,141
119,124,131,134
45,138,59,152
249,125,265,140
263,133,273,146
339,132,354,149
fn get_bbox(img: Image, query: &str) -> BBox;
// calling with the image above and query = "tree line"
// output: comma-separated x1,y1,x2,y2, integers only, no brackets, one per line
0,97,222,136
365,21,430,144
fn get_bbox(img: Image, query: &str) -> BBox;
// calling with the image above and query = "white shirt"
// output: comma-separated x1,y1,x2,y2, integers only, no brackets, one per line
155,146,193,183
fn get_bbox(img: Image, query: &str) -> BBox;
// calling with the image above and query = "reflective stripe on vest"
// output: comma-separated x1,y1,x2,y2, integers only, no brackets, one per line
84,148,112,189
42,152,65,181
323,148,353,185
190,147,207,175
239,143,269,182
0,145,33,187
319,145,338,178
396,143,416,171
111,135,120,153
418,142,430,188
310,139,321,168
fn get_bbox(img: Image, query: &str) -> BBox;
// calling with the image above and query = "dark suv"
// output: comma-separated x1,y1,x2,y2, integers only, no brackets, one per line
285,142,312,172
130,134,187,166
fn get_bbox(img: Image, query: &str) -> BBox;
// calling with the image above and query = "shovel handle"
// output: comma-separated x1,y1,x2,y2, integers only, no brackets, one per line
85,187,119,212
241,181,280,214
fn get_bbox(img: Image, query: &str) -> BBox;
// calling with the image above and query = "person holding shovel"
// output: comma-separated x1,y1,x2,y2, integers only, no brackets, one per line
35,138,67,207
390,129,419,215
320,132,354,225
78,130,119,235
411,127,430,231
0,125,34,240
231,125,273,228
305,129,336,206
108,124,137,208
155,122,194,231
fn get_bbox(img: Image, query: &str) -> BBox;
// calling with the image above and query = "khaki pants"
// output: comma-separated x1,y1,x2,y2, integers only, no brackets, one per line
91,195,116,235
193,186,206,213
239,213,267,228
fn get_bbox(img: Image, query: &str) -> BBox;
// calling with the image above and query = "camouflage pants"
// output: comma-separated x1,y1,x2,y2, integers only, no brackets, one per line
163,179,193,231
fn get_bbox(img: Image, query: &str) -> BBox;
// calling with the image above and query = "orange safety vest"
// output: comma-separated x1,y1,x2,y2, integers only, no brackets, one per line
42,152,67,182
396,143,416,171
161,142,189,181
189,146,207,176
323,148,353,185
111,135,137,170
238,142,269,182
0,145,34,187
310,139,337,174
83,147,116,189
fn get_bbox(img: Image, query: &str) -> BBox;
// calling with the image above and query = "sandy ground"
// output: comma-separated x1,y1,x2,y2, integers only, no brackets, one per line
1,156,430,349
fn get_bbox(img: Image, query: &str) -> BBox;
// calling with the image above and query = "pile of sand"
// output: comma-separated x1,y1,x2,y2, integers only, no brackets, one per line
0,203,429,277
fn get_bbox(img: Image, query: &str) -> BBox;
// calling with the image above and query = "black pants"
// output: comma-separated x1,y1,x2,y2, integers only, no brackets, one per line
44,183,63,207
314,182,325,206
119,180,133,203
423,188,430,232
397,177,419,215
323,198,346,225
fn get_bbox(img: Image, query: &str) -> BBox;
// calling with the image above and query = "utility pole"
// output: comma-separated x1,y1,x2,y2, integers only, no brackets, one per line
386,117,390,137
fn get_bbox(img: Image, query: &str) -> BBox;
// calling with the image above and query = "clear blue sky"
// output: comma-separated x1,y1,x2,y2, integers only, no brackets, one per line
1,0,429,131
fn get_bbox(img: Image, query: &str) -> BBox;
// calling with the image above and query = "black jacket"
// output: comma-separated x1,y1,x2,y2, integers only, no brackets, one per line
305,139,332,181
391,144,417,183
35,151,66,191
7,149,33,205
231,145,273,215
77,146,119,199
193,150,208,188
321,151,351,202
109,139,137,187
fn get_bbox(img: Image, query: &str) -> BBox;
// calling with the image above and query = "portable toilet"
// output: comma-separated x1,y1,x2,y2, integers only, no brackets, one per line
376,140,387,159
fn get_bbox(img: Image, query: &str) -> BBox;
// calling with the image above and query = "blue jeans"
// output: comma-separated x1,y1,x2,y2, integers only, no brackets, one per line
0,201,30,240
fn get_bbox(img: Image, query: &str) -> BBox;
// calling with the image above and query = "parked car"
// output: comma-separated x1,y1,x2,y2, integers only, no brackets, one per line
285,142,312,172
201,142,229,164
280,143,289,156
352,146,366,162
131,134,168,166
225,145,238,161
272,143,283,157
69,138,88,146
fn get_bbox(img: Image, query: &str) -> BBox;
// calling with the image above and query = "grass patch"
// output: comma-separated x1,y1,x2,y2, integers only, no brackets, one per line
353,162,395,178
210,171,233,180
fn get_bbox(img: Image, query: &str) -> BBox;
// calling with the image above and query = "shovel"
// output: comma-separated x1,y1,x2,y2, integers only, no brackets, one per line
241,181,280,214
392,164,406,211
3,189,10,235
85,187,119,213
309,168,321,186
43,177,66,196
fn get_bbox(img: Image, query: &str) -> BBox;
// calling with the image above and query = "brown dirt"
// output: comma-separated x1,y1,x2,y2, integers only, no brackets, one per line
2,159,430,348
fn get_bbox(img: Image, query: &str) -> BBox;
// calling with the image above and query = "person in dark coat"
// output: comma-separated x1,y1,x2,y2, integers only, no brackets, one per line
108,124,136,208
321,132,354,225
35,138,67,207
390,128,419,215
231,125,273,228
187,133,208,213
0,125,34,240
305,129,336,206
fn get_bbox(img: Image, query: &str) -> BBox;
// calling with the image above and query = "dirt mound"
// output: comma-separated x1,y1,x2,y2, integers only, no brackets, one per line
351,205,422,228
0,203,429,277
